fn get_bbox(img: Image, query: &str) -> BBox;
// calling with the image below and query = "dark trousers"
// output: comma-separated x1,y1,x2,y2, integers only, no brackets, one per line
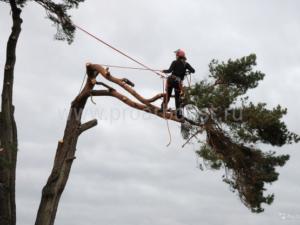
162,76,182,110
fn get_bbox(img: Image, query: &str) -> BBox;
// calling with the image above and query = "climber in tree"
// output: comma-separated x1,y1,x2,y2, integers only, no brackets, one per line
161,49,195,118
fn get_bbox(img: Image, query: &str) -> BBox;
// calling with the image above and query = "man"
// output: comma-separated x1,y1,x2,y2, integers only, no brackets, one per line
161,49,195,118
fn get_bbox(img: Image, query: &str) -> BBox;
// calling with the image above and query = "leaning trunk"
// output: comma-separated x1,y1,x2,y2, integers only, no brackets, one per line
0,2,22,225
34,64,98,225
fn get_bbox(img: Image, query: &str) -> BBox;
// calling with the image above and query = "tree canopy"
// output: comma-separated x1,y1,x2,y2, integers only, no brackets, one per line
181,54,299,212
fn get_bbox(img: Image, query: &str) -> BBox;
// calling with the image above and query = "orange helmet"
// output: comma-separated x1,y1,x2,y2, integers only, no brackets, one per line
175,49,186,58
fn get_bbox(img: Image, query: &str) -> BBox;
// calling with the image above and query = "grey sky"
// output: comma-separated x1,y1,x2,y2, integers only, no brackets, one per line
0,0,300,225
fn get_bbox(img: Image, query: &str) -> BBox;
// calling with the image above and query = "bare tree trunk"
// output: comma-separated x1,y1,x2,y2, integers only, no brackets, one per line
34,63,193,225
34,65,98,225
0,1,22,225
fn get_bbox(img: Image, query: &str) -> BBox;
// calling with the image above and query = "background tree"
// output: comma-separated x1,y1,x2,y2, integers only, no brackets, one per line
0,1,84,225
36,54,298,225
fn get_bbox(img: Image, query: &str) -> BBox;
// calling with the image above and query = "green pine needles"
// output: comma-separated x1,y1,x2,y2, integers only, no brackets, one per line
182,54,299,213
0,0,85,43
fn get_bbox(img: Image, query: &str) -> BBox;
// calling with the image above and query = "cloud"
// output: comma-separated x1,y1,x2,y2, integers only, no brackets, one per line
0,0,299,225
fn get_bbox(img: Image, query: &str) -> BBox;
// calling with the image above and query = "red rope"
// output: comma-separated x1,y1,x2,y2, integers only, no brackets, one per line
74,24,166,78
97,64,161,72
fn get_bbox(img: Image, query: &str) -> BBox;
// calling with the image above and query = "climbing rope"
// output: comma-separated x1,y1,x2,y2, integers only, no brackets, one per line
78,72,97,105
74,24,166,79
187,73,192,88
97,64,161,72
78,72,87,94
74,23,172,146
185,71,192,89
162,77,172,147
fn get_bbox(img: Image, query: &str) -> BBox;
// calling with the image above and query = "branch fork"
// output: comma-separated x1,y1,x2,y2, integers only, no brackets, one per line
87,63,199,124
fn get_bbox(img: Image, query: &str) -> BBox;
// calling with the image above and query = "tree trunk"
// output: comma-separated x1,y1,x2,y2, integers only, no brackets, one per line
0,1,22,225
34,64,98,225
34,63,191,225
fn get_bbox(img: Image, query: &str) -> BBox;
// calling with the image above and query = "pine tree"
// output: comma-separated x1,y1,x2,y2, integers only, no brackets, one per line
181,54,299,212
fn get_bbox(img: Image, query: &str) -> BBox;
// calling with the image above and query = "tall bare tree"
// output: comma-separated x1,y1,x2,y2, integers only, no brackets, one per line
34,64,183,225
0,2,22,225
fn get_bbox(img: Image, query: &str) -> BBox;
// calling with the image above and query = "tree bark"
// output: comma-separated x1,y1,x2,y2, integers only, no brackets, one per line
0,1,22,225
34,64,98,225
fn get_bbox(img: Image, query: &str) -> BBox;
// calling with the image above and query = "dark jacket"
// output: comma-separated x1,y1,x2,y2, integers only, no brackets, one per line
163,59,195,80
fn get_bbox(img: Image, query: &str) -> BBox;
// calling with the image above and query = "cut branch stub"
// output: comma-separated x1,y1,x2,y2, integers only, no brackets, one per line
79,119,98,134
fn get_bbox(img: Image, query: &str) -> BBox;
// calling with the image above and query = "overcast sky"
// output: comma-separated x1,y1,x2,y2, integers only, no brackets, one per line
1,0,300,225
